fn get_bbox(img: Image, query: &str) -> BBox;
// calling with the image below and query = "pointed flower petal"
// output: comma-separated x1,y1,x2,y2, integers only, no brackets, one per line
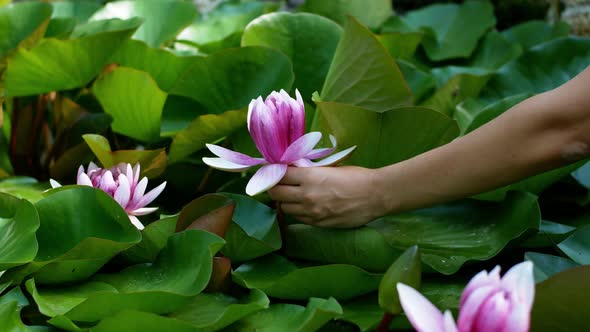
131,207,159,216
77,173,93,187
206,144,266,166
397,283,447,332
136,181,167,209
202,157,254,172
129,215,145,230
114,174,131,208
280,132,322,163
246,163,288,196
443,311,459,332
49,179,62,188
460,266,501,308
297,146,356,167
501,261,535,308
306,135,337,160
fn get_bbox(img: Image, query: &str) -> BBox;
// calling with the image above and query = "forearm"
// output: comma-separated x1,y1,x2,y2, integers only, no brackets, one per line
377,73,590,213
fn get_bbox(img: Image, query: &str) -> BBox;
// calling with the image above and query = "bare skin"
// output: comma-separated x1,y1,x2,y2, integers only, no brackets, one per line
269,66,590,228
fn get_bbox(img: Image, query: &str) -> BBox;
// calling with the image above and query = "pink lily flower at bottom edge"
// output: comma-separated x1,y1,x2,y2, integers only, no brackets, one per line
397,261,535,332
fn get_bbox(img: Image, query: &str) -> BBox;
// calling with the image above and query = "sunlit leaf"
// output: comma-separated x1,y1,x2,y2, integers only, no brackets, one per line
0,2,52,56
0,193,39,271
299,0,392,30
378,246,421,314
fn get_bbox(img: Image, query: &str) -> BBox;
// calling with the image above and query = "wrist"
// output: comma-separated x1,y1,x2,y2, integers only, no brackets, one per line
370,166,401,217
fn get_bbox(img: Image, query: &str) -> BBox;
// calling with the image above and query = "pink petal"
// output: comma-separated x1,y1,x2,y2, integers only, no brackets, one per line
130,207,158,216
132,163,140,188
474,291,511,332
77,165,85,178
501,261,535,309
397,283,446,332
457,286,500,332
280,132,322,163
247,96,262,132
125,164,134,188
98,171,116,193
501,302,530,332
206,144,266,166
249,99,284,162
202,157,254,172
461,266,501,308
77,173,93,187
49,179,62,188
306,135,337,160
87,162,99,172
129,177,148,209
129,215,144,230
245,163,288,196
298,146,356,167
114,174,131,208
136,181,166,208
442,311,458,332
282,89,305,143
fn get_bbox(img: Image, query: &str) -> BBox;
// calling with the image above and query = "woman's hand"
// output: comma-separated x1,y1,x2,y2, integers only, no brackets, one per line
268,166,391,228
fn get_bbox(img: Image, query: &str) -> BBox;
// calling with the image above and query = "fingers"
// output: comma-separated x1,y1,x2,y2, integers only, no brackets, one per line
279,167,307,185
268,185,303,203
280,202,308,217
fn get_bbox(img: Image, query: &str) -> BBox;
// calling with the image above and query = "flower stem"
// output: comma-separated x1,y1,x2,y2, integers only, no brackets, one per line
376,312,393,332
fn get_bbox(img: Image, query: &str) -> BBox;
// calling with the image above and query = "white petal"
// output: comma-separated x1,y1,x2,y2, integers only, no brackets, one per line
130,207,159,216
501,261,535,308
49,179,62,188
443,310,459,332
77,173,93,186
136,181,166,208
202,157,253,172
300,146,356,167
245,164,288,196
114,174,131,208
397,283,446,332
129,215,145,230
280,132,322,163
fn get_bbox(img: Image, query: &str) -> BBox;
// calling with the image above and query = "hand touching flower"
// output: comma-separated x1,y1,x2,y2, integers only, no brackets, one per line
397,261,535,332
202,89,355,196
50,162,166,230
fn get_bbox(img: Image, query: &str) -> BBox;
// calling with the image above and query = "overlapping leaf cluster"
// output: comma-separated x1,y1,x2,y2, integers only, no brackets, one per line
1,0,590,331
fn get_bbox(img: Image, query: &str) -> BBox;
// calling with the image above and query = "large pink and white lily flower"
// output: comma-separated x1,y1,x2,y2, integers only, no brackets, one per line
203,89,356,196
397,261,535,332
50,162,166,230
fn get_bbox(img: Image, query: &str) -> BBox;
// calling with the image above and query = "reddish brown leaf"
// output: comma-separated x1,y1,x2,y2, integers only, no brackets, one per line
176,194,235,238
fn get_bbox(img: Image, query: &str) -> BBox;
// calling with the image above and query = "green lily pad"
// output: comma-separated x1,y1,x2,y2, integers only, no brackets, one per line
119,216,177,264
299,0,392,30
51,1,101,22
285,224,402,272
230,297,343,332
169,46,293,114
233,254,382,300
315,100,459,168
5,186,141,285
111,40,197,92
242,12,342,102
525,252,579,283
531,265,590,332
0,177,46,203
75,289,268,332
5,19,140,96
0,193,39,270
82,134,167,178
558,224,590,265
377,32,424,60
521,220,576,248
0,2,52,56
481,37,590,102
0,287,52,332
45,17,76,39
90,0,198,47
455,93,529,135
27,230,225,323
397,60,436,103
501,20,570,51
399,0,496,61
220,193,281,263
368,191,540,274
320,16,412,111
92,67,166,142
169,109,247,163
178,2,274,53
379,246,421,314
468,30,521,70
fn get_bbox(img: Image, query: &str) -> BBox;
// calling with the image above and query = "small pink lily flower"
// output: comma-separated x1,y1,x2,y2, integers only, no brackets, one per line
203,89,356,196
50,162,167,230
397,261,535,332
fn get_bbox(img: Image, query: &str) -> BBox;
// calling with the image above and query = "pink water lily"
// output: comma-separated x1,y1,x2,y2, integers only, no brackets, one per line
397,261,535,332
203,89,356,196
50,162,166,230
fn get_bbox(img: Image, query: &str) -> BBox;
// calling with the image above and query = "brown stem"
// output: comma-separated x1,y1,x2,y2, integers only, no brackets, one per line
29,94,47,171
9,98,19,160
376,312,394,332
